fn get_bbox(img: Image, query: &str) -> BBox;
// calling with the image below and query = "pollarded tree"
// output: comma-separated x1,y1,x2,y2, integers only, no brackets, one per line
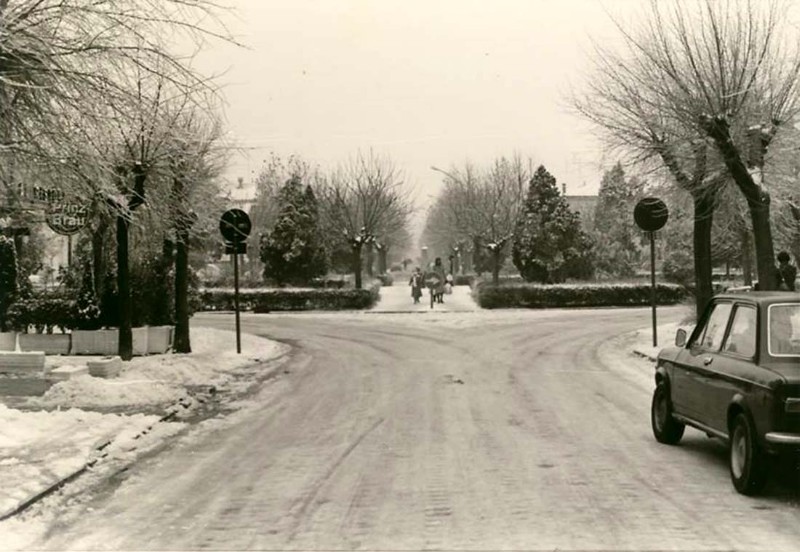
592,163,644,278
512,165,594,284
589,0,800,290
320,150,412,289
260,177,328,286
427,155,530,283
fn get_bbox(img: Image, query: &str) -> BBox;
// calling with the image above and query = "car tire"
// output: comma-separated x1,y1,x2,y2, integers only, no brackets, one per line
651,383,685,445
729,413,768,495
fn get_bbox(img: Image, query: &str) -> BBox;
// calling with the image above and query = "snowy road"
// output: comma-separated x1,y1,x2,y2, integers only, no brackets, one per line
29,307,800,550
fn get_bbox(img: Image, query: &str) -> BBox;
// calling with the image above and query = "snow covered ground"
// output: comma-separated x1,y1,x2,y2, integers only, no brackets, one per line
0,301,694,550
0,326,289,532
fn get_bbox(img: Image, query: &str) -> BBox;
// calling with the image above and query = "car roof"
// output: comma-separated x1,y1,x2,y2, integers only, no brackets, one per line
714,291,800,306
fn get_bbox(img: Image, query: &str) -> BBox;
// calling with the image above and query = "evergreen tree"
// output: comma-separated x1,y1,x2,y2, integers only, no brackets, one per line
592,163,643,277
299,185,329,279
0,236,19,332
512,166,594,283
259,178,328,285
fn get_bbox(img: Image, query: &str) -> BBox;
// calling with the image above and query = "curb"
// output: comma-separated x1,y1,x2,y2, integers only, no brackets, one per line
0,351,291,522
632,349,658,362
0,405,181,522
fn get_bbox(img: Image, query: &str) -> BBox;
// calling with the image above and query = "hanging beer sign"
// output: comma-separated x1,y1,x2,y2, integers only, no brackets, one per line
46,203,89,235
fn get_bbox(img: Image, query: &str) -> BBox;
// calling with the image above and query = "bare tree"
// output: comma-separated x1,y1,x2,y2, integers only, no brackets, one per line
427,156,529,284
321,150,413,289
584,0,800,290
1,0,234,197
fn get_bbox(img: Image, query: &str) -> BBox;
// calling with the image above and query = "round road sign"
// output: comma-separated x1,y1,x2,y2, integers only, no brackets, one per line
634,197,669,232
219,208,252,242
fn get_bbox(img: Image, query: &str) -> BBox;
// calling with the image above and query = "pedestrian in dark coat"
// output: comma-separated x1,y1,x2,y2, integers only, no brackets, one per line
777,251,797,291
409,267,424,304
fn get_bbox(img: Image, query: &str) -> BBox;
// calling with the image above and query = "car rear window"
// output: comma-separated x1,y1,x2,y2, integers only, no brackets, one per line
769,304,800,357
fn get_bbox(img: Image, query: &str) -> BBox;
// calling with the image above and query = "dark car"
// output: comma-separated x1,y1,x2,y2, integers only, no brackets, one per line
651,292,800,495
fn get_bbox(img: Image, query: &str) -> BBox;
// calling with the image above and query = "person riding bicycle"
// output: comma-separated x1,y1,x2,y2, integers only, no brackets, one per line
425,257,446,304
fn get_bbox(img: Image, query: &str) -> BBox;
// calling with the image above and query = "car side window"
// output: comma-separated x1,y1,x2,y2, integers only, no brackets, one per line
696,302,732,351
722,305,756,358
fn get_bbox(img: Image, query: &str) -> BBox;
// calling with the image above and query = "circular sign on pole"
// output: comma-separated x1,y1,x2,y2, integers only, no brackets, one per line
634,197,669,232
219,208,252,242
46,203,89,236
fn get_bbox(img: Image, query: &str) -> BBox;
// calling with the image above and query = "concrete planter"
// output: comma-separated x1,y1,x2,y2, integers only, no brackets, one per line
71,328,148,356
0,351,46,375
0,332,17,351
87,356,122,378
70,329,118,355
19,333,71,355
146,326,173,354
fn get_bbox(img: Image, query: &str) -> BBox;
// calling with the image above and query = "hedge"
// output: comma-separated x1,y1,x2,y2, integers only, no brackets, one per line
473,282,688,309
198,285,380,312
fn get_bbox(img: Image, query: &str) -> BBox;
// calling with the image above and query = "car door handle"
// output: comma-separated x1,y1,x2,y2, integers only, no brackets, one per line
703,356,714,366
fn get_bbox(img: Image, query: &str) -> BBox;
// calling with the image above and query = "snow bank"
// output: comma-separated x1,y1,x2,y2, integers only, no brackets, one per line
0,325,287,542
27,327,287,409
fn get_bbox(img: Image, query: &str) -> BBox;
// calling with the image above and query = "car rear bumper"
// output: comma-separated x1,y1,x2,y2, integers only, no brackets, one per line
765,432,800,445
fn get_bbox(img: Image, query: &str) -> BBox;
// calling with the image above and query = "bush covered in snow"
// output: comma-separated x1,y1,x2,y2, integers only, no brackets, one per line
473,281,687,309
198,284,380,312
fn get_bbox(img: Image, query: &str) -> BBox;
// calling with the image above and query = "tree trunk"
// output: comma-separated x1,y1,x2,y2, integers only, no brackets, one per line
365,243,374,277
173,230,191,353
91,219,108,298
148,238,174,327
353,246,363,289
378,247,388,274
749,198,776,289
701,117,777,289
790,203,800,263
741,229,754,287
692,193,714,318
116,215,132,361
492,249,501,285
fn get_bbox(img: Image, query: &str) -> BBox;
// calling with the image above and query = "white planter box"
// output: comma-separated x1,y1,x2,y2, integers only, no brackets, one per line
71,329,118,355
132,327,148,357
87,356,122,378
70,329,148,356
0,332,17,351
48,364,89,381
146,326,173,354
0,351,46,375
19,334,71,355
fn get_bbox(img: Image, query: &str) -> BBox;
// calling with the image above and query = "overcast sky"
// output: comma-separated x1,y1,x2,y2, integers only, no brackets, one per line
201,0,642,208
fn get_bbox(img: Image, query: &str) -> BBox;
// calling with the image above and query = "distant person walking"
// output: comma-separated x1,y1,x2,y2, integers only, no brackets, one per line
777,251,797,291
409,267,424,304
426,257,446,304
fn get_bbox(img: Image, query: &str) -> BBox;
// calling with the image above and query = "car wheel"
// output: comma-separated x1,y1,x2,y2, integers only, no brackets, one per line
651,383,685,444
729,413,768,495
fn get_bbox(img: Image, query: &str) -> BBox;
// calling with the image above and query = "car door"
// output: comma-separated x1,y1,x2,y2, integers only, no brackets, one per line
671,301,733,420
703,303,758,433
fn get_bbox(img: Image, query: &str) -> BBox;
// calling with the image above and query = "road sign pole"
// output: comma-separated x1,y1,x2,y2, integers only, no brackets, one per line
219,208,251,355
67,234,72,267
650,231,657,348
233,234,242,354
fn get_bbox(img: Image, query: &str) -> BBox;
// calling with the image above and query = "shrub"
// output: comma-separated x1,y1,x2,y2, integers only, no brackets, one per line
453,274,476,286
6,292,77,333
377,273,394,286
308,277,349,289
473,281,687,309
198,284,380,312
